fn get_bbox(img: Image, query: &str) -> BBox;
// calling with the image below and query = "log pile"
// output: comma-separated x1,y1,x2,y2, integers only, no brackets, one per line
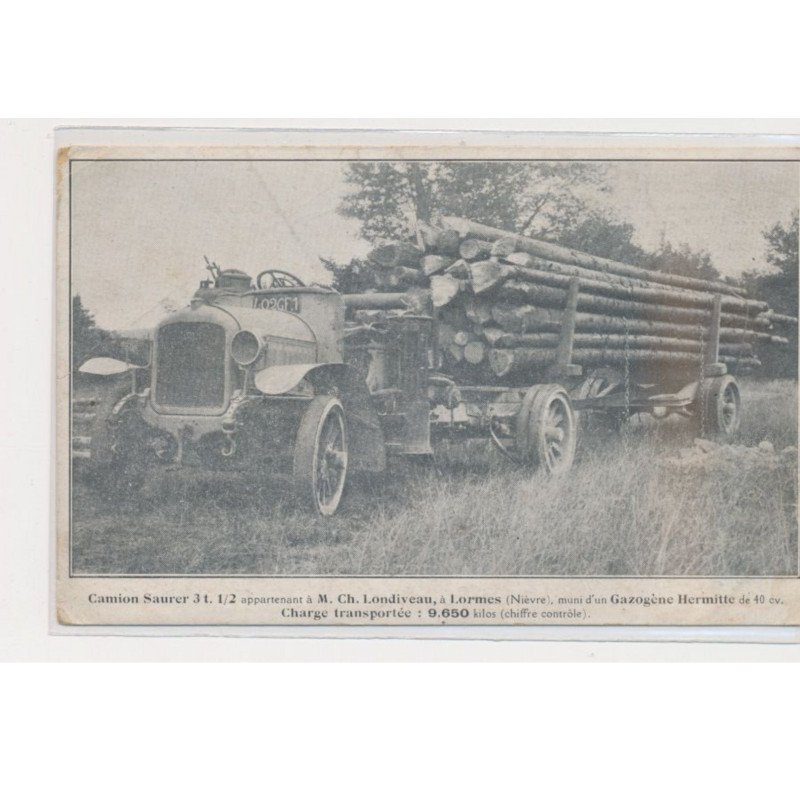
346,217,795,384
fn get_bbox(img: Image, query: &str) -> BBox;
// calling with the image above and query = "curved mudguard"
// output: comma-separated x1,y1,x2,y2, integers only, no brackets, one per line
255,363,387,473
254,363,343,396
78,357,139,376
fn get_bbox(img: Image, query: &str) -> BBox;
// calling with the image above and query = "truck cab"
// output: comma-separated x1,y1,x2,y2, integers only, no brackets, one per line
76,265,385,515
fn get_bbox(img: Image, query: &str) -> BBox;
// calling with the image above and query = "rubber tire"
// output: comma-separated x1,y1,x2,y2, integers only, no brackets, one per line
698,374,741,439
516,384,577,476
292,396,348,516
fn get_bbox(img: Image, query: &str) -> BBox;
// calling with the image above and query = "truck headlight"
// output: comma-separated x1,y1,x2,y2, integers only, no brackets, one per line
231,330,262,366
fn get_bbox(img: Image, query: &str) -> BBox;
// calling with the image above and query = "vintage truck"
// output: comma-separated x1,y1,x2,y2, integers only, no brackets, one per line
73,260,745,515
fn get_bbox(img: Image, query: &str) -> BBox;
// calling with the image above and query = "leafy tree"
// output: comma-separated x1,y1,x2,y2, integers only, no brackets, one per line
72,294,109,371
741,211,799,378
338,161,608,245
555,210,650,266
646,236,721,282
319,256,378,295
742,212,799,319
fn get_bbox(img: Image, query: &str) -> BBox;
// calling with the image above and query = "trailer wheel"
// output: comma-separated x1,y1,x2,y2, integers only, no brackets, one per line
516,384,577,476
293,396,348,516
698,374,741,439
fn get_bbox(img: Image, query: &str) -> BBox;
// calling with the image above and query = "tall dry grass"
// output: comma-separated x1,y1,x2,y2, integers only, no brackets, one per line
71,379,798,576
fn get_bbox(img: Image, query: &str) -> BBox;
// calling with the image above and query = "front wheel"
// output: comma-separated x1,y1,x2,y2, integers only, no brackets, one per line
293,396,349,516
516,384,577,476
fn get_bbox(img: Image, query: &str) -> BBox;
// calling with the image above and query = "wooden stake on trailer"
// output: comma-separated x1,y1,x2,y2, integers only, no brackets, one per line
547,276,582,379
704,293,727,377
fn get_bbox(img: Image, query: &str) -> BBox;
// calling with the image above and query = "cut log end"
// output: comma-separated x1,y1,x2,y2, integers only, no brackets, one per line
469,260,507,295
464,340,487,364
421,254,454,277
431,274,465,308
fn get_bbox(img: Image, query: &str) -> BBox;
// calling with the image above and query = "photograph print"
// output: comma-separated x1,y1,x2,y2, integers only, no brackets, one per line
66,151,798,580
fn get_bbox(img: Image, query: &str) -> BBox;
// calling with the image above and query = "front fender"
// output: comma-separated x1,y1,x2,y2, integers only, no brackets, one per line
254,362,345,396
78,357,139,376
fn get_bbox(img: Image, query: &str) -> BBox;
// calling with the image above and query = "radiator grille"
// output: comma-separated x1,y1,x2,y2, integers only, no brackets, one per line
155,322,226,409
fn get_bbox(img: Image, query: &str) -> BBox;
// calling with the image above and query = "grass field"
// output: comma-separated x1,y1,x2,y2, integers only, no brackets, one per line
71,378,798,577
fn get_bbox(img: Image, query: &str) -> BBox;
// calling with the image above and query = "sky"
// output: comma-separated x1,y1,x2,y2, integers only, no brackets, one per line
71,159,799,330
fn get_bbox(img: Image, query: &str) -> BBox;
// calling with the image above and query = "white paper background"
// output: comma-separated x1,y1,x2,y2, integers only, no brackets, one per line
1,119,799,659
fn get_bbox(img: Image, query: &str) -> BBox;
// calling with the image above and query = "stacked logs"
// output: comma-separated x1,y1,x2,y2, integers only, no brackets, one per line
349,217,795,384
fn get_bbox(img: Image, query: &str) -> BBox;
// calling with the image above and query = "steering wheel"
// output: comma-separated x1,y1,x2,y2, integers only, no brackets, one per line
256,270,305,289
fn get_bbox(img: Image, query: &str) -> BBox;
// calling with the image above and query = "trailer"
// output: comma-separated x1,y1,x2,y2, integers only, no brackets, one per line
344,286,743,480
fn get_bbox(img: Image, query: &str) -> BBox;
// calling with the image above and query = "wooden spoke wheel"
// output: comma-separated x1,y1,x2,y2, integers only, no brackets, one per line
516,384,577,476
293,396,349,516
698,374,741,439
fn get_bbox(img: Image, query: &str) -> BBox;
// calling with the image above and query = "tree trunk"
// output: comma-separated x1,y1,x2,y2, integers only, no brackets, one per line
408,164,432,229
446,343,465,363
417,222,444,251
496,280,766,328
344,292,415,310
435,228,462,256
489,237,518,258
471,258,765,315
491,304,562,333
721,356,761,370
761,311,799,327
438,304,471,329
458,239,493,260
442,216,743,296
384,266,426,288
437,323,456,348
721,328,785,344
486,331,705,353
489,347,703,378
489,303,770,339
445,259,472,279
463,295,494,325
719,342,755,356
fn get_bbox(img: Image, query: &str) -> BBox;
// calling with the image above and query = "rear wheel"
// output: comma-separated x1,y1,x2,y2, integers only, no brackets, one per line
293,396,348,515
516,384,577,475
697,374,741,439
